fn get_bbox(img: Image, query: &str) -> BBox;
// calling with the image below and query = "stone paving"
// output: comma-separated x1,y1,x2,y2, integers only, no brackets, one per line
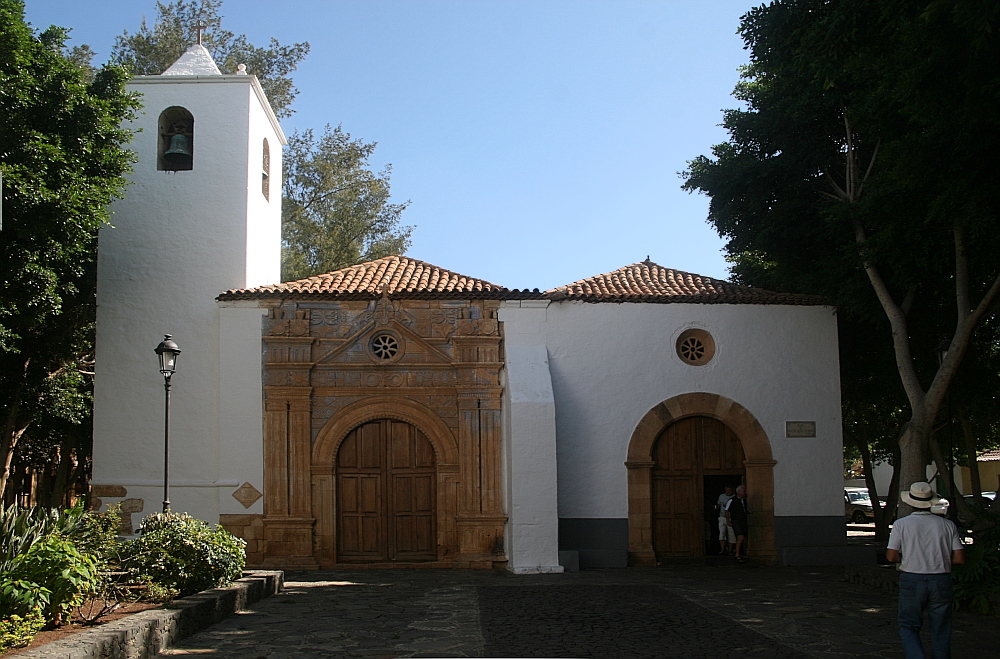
157,564,997,658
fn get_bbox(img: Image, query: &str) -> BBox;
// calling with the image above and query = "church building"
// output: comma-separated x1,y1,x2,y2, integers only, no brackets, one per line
90,45,857,573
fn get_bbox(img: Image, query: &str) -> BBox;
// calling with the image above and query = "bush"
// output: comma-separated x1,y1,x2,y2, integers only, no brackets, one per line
1,535,99,624
72,503,123,564
0,503,99,629
0,503,86,572
0,607,46,653
954,507,1000,615
4,535,98,622
119,513,246,597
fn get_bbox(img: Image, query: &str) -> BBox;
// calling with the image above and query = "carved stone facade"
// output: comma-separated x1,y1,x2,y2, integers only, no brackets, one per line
260,293,507,568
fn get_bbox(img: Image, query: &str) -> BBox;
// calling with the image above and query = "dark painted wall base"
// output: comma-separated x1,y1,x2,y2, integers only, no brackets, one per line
559,518,629,568
559,516,876,567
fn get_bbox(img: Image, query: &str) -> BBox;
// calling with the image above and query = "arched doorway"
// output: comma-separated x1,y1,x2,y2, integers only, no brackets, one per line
626,393,777,565
651,416,744,558
336,419,437,562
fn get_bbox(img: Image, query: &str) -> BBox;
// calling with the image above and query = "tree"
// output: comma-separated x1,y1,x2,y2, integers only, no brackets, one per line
683,0,1000,521
0,0,139,498
282,125,413,281
110,0,308,119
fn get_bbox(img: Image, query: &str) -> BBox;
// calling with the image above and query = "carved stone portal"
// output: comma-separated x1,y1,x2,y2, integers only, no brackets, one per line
261,296,507,568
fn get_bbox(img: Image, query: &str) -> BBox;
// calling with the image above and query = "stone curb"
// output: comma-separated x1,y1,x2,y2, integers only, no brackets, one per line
15,570,284,659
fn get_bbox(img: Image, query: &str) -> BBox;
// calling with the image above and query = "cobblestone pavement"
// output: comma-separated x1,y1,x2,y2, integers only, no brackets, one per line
157,564,997,658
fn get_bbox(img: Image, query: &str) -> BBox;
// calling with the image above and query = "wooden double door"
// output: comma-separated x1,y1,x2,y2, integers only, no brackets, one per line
652,416,744,558
336,419,437,562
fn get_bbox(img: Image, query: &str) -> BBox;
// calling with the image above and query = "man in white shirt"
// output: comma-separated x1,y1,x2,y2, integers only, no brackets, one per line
886,482,965,659
716,485,735,555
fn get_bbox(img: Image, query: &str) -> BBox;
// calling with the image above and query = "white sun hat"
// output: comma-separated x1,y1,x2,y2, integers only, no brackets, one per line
901,481,941,509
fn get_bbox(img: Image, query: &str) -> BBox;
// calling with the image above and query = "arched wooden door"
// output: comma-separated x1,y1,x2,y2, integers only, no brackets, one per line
336,419,437,562
652,416,744,558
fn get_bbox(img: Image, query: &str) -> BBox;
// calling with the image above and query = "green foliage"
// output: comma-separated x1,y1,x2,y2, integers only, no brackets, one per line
0,607,45,652
0,579,50,620
0,0,139,499
0,503,86,572
682,0,1000,501
72,503,122,562
110,0,308,118
1,535,99,623
953,509,1000,614
135,580,180,603
282,125,414,280
119,512,245,598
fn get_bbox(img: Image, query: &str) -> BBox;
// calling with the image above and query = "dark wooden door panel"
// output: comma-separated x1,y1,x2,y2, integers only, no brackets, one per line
337,473,384,560
652,416,745,558
337,420,436,562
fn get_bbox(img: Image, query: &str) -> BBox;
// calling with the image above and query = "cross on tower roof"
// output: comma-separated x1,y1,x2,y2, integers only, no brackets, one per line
196,21,206,45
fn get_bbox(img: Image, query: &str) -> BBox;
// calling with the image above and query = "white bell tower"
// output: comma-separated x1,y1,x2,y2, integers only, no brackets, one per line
92,44,284,529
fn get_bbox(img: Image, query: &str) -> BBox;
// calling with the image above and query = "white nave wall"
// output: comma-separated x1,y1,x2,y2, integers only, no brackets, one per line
500,300,843,522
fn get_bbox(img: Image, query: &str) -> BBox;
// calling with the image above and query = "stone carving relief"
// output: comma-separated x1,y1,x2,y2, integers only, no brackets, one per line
262,296,507,569
350,293,416,334
267,307,310,337
457,318,498,336
309,309,343,339
267,370,310,387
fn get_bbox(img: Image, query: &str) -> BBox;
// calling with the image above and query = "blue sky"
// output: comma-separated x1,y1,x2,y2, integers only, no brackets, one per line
23,0,753,290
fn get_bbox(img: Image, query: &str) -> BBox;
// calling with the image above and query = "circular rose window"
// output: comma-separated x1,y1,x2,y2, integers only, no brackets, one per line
369,332,400,360
676,329,716,366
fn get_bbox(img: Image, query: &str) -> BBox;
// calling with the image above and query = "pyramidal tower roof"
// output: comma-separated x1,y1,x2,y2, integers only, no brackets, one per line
162,44,222,75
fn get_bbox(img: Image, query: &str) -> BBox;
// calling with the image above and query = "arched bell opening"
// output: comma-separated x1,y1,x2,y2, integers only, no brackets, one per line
158,106,194,171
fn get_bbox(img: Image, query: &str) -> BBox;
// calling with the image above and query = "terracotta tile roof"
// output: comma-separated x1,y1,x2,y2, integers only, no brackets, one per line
978,449,1000,462
545,259,824,305
218,255,543,301
218,256,824,305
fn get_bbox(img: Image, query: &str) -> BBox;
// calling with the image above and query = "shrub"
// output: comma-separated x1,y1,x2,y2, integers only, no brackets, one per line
119,513,246,597
954,508,1000,615
0,503,86,572
1,535,99,624
0,607,46,653
72,503,123,564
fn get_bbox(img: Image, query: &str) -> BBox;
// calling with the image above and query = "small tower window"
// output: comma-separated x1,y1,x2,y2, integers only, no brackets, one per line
158,106,194,171
262,138,270,200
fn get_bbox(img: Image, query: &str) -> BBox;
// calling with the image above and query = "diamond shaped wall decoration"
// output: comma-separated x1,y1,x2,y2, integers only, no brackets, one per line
232,482,263,508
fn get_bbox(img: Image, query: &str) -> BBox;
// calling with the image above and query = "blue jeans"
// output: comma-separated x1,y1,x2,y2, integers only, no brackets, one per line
898,572,954,659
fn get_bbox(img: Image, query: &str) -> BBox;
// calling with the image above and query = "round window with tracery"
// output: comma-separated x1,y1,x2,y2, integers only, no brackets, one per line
370,333,400,360
676,329,716,366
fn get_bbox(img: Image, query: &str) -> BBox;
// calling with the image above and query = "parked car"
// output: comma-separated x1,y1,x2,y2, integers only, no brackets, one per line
958,491,996,524
845,487,875,523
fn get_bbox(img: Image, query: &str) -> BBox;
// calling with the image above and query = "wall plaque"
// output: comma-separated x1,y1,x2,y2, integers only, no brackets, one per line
785,421,816,438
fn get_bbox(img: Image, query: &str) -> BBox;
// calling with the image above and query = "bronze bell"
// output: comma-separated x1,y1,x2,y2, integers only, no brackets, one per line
163,134,192,166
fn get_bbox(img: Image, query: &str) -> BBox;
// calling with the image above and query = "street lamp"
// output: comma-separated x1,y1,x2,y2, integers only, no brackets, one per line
154,334,181,513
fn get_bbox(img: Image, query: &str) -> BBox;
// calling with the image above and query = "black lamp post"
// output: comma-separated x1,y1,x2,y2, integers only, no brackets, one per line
155,334,181,513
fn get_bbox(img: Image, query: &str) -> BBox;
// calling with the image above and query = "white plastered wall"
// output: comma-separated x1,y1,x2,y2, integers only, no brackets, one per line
92,75,282,526
501,343,562,573
217,302,269,514
499,300,843,526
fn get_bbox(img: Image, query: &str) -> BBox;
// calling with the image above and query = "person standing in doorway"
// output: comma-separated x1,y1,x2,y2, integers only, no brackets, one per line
717,485,735,555
725,484,749,563
886,482,965,659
